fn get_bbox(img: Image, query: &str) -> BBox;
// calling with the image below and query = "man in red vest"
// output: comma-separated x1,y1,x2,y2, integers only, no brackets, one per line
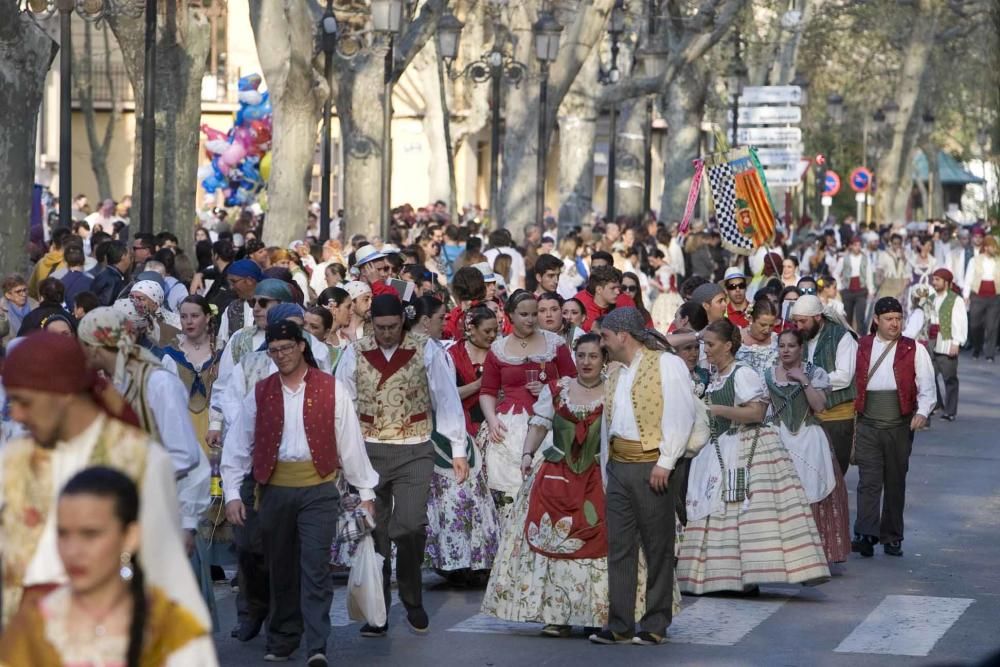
222,320,378,666
851,297,936,559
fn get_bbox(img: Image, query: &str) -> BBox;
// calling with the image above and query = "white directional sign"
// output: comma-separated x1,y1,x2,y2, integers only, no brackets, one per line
737,127,802,146
756,146,805,168
762,166,802,187
739,85,804,106
737,106,802,125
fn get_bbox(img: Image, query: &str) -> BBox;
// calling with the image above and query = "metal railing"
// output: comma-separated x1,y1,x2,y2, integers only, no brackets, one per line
71,62,239,106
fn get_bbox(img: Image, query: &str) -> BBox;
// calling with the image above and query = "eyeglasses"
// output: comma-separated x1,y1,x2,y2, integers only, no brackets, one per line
266,343,299,358
725,282,747,291
250,297,274,308
622,284,639,293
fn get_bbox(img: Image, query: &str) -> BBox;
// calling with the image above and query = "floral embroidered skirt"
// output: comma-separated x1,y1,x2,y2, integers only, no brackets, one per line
481,464,675,627
424,467,500,572
678,427,831,594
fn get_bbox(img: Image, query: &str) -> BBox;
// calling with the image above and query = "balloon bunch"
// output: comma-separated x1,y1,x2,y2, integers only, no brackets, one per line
198,73,274,207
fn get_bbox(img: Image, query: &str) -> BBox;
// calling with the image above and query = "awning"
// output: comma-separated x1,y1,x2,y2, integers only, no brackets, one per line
912,150,985,185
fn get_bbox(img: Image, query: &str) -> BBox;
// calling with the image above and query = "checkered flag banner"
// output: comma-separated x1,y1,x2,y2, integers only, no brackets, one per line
705,146,777,256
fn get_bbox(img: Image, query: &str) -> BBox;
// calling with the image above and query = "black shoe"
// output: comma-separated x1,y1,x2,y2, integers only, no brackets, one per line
941,414,956,422
632,631,667,646
589,629,632,644
231,618,264,642
884,541,904,557
360,623,388,638
306,654,328,667
852,535,876,558
406,606,429,634
263,652,292,663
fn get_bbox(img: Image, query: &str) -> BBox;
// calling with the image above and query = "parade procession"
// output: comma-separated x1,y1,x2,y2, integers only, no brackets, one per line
0,0,998,665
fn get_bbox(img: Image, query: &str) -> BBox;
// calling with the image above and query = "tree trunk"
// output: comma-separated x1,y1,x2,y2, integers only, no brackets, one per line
75,22,119,203
337,49,389,242
874,0,935,224
249,0,326,247
415,45,452,209
768,0,816,85
659,64,708,221
557,52,600,234
107,2,209,249
614,96,648,222
0,5,57,274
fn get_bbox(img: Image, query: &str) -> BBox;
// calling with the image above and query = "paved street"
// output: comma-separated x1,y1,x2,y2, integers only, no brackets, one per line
214,353,1000,666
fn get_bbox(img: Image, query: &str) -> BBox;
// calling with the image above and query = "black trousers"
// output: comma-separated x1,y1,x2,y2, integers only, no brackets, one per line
605,460,676,637
932,353,959,418
366,441,435,614
854,420,914,544
234,475,269,626
969,294,1000,358
820,417,855,476
842,288,869,332
258,481,340,656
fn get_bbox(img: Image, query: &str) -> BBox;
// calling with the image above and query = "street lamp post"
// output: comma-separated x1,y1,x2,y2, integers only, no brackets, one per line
138,0,156,235
441,2,528,229
372,0,405,241
922,109,935,218
317,0,337,243
532,10,563,228
598,0,625,222
24,0,108,230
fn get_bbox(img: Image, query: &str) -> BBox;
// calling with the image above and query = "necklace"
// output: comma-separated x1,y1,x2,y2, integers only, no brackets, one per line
511,331,532,349
73,588,129,638
576,377,602,389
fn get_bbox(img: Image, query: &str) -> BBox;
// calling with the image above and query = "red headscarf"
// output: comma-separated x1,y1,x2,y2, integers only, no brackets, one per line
2,332,140,427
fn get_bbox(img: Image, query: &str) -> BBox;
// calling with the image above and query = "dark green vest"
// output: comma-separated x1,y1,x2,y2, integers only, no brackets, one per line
811,319,857,410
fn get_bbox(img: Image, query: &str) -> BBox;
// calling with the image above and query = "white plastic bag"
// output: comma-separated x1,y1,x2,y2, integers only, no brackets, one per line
347,534,386,627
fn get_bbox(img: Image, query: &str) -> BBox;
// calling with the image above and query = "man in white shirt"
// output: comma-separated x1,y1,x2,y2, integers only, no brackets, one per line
83,198,122,234
928,269,967,421
223,321,377,665
593,307,696,646
336,294,467,636
836,236,875,332
962,235,1000,361
851,296,936,558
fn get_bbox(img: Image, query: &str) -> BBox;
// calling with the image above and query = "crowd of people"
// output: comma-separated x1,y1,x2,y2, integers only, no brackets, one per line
0,199,996,663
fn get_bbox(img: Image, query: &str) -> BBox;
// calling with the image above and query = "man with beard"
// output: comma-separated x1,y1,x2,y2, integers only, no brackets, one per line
790,295,858,475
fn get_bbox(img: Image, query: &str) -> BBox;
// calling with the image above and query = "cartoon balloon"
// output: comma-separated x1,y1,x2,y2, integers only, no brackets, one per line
238,90,263,107
200,124,228,142
205,139,230,155
221,141,246,166
238,73,262,91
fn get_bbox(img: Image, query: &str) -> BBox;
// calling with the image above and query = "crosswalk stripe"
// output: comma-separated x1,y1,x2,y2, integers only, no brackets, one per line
668,596,791,645
834,595,974,656
447,614,543,636
447,594,793,643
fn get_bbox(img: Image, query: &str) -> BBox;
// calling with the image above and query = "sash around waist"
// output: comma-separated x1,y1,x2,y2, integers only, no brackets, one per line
358,411,428,425
861,390,907,428
817,401,856,422
268,460,338,487
610,437,659,463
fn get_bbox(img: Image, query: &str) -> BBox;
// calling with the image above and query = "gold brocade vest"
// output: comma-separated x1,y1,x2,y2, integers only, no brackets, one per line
121,358,162,441
605,350,664,453
354,333,433,442
0,417,149,625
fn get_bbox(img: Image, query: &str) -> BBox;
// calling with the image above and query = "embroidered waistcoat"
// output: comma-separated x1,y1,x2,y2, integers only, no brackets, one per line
605,350,664,452
354,333,432,442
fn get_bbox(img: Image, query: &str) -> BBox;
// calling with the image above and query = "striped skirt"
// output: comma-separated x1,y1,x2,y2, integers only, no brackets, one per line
677,426,831,594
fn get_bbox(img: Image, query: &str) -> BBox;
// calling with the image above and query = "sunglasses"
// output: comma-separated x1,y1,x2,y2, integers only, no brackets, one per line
622,284,639,293
725,282,747,290
250,297,275,308
799,287,817,295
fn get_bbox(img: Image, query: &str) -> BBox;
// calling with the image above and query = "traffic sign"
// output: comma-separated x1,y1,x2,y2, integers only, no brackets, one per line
762,166,802,187
849,167,872,193
823,171,841,197
736,127,802,146
737,106,802,125
822,195,833,207
739,85,804,105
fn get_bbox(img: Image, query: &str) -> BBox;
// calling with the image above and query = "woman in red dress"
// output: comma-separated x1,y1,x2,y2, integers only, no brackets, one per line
480,290,577,525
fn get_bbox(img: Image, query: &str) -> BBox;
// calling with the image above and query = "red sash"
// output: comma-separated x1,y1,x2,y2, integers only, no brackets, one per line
978,280,997,297
849,277,862,291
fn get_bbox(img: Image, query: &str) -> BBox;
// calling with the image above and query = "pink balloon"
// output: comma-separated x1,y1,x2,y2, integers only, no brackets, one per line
221,142,246,165
201,123,227,142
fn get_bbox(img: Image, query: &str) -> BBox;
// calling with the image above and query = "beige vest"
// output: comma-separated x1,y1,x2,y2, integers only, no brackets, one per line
605,350,664,453
355,333,432,442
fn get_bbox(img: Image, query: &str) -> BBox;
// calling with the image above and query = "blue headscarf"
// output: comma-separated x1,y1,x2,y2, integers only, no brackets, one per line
229,259,264,281
266,303,305,327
